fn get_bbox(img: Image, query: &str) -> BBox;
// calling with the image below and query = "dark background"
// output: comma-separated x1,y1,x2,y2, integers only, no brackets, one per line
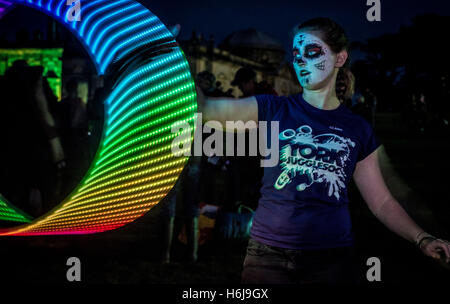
146,0,449,58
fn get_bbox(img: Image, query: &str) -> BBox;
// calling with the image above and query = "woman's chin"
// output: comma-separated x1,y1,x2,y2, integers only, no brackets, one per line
299,80,318,90
299,78,332,92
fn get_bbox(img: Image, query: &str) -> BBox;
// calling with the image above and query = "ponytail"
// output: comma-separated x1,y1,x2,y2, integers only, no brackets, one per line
336,66,355,101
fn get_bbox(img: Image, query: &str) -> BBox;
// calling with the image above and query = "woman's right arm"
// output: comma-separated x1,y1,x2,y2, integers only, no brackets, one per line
195,85,258,128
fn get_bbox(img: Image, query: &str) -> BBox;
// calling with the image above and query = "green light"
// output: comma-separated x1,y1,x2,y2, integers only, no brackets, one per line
0,195,32,223
0,48,63,100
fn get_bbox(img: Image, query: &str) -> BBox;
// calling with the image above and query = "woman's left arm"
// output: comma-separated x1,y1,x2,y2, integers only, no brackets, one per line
353,145,450,263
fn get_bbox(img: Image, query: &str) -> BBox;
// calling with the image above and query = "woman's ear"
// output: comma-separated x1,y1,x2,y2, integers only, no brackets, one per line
335,50,348,68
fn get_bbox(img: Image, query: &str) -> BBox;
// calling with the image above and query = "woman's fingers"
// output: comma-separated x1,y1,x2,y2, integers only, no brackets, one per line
436,240,450,263
429,249,441,260
427,240,450,263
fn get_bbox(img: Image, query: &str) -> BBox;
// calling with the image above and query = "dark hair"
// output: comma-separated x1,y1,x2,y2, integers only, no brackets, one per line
292,17,354,100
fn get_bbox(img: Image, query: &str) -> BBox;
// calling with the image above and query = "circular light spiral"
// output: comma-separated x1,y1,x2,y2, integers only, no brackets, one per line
0,0,196,236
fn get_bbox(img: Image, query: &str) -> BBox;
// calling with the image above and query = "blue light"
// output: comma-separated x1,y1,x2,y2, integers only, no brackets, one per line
108,60,182,116
64,0,70,22
105,54,182,111
114,30,171,62
107,63,186,127
79,0,129,38
85,3,139,45
91,9,146,54
55,0,64,17
72,0,104,29
47,0,53,11
101,24,167,72
96,17,157,65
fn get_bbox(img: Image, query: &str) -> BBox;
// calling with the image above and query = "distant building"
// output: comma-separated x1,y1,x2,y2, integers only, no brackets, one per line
180,28,301,97
1,21,301,103
0,48,63,100
0,15,100,104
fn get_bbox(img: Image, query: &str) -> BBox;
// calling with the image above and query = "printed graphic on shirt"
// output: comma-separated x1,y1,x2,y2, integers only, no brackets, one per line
274,125,356,200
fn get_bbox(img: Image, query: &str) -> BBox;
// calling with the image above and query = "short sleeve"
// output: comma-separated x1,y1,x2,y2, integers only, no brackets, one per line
255,94,282,122
357,121,382,162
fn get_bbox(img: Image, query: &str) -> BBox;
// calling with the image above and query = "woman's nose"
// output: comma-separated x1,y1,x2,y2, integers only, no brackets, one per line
294,56,306,66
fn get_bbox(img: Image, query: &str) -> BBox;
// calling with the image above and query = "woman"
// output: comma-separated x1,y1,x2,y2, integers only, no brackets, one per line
196,17,450,284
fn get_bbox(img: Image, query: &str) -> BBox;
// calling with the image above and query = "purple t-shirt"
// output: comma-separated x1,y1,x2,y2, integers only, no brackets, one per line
252,93,381,250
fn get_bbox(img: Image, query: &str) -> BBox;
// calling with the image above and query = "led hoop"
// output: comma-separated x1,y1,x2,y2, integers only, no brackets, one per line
0,0,197,235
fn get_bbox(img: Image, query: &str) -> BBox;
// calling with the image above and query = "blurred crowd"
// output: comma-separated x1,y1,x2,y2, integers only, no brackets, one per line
342,78,450,137
401,88,450,137
0,60,104,218
160,66,278,263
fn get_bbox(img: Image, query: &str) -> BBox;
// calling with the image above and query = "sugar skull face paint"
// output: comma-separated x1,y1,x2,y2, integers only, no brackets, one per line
292,32,336,89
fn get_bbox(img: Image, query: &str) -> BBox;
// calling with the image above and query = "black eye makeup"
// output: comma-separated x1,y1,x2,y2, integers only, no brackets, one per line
304,43,324,59
292,49,303,64
292,55,304,66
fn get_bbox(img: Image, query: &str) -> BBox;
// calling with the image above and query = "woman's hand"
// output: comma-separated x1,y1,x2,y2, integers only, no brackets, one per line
420,238,450,264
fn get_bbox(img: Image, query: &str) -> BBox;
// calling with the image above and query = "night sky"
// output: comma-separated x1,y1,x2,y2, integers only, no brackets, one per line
0,0,449,58
144,0,449,51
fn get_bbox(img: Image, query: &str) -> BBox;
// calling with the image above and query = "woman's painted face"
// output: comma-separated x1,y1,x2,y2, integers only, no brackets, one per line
292,31,336,89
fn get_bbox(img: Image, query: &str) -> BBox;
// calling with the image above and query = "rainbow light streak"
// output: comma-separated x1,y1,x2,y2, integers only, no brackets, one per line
0,0,197,235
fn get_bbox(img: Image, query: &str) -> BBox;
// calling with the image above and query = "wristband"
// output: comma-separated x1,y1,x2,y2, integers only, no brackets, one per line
415,231,427,244
417,236,437,249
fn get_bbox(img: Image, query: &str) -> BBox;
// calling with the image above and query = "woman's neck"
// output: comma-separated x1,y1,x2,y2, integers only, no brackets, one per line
302,73,341,110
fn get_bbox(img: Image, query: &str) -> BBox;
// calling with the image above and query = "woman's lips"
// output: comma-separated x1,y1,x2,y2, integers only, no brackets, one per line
300,70,311,77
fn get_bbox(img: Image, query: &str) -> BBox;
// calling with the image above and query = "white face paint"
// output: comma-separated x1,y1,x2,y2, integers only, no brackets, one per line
292,32,336,89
